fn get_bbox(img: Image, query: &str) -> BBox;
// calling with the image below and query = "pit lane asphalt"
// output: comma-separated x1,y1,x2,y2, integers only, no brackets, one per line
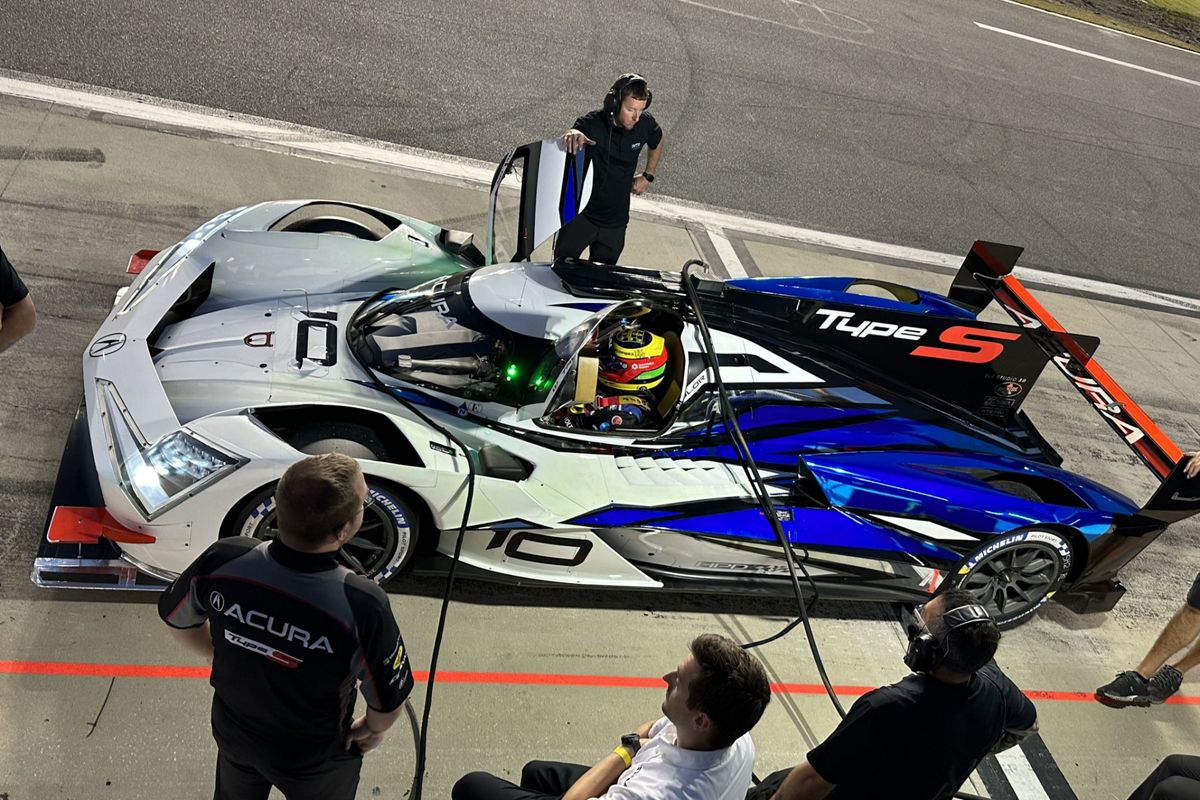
2,90,1200,799
2,0,1200,299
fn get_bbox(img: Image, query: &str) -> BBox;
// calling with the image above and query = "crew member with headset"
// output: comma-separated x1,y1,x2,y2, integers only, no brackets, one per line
556,73,665,264
748,589,1039,800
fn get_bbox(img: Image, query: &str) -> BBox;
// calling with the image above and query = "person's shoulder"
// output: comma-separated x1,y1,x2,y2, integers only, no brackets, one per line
574,109,606,128
343,572,391,612
198,536,260,570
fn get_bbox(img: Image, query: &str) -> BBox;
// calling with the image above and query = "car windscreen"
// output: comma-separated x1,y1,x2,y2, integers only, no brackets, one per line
350,272,556,406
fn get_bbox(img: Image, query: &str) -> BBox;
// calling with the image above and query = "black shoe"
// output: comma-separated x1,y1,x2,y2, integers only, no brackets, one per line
1148,665,1183,704
1095,670,1152,708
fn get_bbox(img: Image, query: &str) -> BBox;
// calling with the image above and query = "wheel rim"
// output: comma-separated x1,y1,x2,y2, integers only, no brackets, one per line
958,542,1061,619
249,490,402,578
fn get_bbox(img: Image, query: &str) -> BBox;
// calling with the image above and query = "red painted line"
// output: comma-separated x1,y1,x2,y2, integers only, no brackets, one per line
2,660,1197,704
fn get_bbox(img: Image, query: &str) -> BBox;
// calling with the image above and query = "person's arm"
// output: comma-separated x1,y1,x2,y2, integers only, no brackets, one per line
346,704,407,754
563,128,598,154
168,622,214,662
561,750,631,800
631,135,664,196
989,663,1039,753
0,294,36,351
346,580,416,753
768,761,835,800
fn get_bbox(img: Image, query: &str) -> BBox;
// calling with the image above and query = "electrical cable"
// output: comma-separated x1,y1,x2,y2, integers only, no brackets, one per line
678,262,994,800
390,396,476,800
679,259,845,718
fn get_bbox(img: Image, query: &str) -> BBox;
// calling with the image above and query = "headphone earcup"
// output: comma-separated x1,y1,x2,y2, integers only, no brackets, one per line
644,88,652,109
603,89,619,115
904,633,940,673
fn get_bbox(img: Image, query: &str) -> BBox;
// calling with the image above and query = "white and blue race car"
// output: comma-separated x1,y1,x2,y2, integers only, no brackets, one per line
36,141,1200,628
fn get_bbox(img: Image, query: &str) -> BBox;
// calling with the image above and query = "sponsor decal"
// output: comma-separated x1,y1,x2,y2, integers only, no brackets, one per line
910,326,1020,364
209,591,226,612
1172,492,1200,503
632,142,643,151
221,603,333,653
960,530,1072,574
429,441,457,456
811,310,1019,364
982,397,1017,409
696,561,792,574
243,332,274,347
391,643,406,671
813,309,925,341
457,404,470,418
88,333,127,357
1050,354,1144,444
995,382,1023,397
225,629,302,668
429,278,458,328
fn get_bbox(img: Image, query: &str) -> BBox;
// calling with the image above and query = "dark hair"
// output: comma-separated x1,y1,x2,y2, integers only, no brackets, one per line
686,634,771,748
622,79,650,104
274,453,362,546
935,589,1001,674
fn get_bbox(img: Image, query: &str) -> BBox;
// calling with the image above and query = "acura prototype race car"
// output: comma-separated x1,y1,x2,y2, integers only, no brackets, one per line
36,140,1200,628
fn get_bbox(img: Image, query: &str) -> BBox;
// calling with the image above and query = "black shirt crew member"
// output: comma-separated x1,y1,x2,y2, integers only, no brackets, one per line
571,108,663,228
555,74,665,264
805,662,1035,800
159,537,414,766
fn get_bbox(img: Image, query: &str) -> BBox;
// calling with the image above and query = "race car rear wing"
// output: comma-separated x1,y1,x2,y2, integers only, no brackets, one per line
955,241,1180,482
952,241,1188,489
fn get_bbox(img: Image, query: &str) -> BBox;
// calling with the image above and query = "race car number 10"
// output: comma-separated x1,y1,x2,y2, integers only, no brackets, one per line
485,532,593,567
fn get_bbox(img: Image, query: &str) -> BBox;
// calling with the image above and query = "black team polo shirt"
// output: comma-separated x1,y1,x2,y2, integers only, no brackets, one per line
571,108,663,228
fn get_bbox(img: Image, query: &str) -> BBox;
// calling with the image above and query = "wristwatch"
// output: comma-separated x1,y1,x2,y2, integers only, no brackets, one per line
641,172,655,183
613,732,641,767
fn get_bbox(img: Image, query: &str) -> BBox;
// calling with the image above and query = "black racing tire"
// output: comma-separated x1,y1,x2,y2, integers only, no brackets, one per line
948,528,1073,629
269,203,393,240
225,480,418,584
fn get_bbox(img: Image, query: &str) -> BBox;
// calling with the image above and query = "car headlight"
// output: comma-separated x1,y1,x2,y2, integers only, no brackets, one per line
97,380,244,518
125,432,241,515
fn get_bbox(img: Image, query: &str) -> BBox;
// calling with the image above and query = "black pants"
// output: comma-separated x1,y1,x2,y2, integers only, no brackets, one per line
453,760,590,800
553,215,627,264
214,745,363,800
1128,755,1200,800
746,768,789,800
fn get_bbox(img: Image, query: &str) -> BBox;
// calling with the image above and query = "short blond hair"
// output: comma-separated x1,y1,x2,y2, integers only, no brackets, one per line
275,453,361,546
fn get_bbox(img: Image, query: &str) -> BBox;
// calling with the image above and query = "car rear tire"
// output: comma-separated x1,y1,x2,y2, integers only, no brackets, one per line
949,528,1073,629
226,480,417,584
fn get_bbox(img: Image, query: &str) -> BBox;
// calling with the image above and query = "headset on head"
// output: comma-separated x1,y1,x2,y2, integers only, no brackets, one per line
604,73,653,116
903,602,993,673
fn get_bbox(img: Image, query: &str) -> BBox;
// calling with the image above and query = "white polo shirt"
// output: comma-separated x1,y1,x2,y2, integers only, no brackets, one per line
596,717,756,800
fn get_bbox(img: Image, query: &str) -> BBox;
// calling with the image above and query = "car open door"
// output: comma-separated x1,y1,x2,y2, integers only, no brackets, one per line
487,138,594,264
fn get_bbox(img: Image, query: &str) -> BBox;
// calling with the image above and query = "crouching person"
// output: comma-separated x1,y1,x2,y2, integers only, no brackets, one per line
750,589,1038,800
454,633,771,800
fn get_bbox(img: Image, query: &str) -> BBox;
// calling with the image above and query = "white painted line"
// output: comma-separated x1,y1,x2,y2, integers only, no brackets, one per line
703,225,749,279
995,746,1053,800
998,0,1200,57
2,70,1199,313
975,22,1200,88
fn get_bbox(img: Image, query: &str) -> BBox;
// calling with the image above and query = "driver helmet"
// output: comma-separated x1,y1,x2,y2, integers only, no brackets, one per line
599,327,668,391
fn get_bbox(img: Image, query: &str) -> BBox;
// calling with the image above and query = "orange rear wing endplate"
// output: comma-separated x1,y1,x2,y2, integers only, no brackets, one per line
954,241,1182,482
